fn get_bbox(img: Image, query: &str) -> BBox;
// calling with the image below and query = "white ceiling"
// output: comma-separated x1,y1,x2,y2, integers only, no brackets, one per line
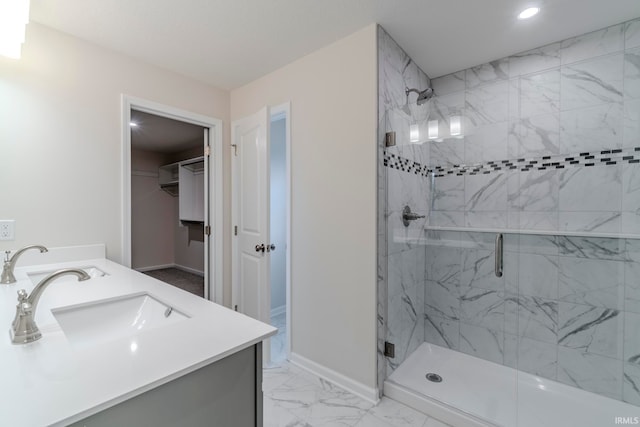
130,110,204,153
30,0,640,90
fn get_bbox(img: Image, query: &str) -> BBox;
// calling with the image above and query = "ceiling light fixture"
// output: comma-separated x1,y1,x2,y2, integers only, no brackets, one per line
0,0,30,59
517,7,540,20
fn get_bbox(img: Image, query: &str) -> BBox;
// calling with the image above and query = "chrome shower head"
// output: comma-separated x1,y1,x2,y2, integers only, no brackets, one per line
406,87,435,106
416,87,434,105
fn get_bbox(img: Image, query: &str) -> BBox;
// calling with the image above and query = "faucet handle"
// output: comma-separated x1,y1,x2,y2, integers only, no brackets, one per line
11,289,35,342
14,289,32,323
16,289,30,311
4,251,10,262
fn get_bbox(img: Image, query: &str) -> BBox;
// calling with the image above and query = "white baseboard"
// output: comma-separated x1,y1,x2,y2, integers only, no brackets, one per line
174,264,205,277
289,352,379,405
134,263,204,277
134,263,175,272
270,305,286,318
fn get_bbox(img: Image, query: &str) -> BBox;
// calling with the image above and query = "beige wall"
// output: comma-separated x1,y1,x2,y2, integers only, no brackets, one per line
0,23,230,297
231,24,378,389
131,149,176,269
0,21,378,390
131,145,205,274
173,221,205,273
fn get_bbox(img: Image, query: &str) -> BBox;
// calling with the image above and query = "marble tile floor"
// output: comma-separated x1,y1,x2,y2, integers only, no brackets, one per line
271,312,287,363
263,361,452,427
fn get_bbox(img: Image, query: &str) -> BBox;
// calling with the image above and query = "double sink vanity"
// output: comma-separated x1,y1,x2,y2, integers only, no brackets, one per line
0,244,276,426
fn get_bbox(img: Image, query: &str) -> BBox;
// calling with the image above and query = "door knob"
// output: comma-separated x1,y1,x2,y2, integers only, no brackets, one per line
255,244,265,253
266,244,276,252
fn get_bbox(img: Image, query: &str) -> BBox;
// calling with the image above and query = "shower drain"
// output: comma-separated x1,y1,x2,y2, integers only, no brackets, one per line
425,373,443,383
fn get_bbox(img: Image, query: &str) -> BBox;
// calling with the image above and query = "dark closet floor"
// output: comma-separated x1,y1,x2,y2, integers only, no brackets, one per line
142,267,204,298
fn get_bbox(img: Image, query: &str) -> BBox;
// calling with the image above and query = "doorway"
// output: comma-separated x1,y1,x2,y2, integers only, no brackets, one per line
122,95,224,303
231,103,291,364
269,110,287,363
130,110,207,296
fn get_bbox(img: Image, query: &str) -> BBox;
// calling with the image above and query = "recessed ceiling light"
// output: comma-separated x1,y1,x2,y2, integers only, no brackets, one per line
130,122,138,127
518,7,540,20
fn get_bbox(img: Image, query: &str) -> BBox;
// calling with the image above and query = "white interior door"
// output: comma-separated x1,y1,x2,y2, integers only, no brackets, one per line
232,108,271,330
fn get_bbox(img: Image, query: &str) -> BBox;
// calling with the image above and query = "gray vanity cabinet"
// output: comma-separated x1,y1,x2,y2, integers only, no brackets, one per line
71,343,263,427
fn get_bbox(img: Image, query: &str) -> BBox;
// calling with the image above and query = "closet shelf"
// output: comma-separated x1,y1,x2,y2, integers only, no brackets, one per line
181,158,205,173
158,156,205,223
158,163,179,186
160,183,179,197
424,226,640,240
180,219,204,225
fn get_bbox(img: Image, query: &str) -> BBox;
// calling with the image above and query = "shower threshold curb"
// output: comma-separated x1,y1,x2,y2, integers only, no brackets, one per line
384,379,498,427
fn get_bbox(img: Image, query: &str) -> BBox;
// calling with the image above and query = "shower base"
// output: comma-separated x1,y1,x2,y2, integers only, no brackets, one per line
384,343,637,427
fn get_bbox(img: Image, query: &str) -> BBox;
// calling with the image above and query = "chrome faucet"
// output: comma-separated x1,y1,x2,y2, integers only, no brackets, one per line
10,268,90,344
1,245,48,284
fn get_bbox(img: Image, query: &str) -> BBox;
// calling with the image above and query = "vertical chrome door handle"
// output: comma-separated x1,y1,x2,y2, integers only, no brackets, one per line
495,233,503,278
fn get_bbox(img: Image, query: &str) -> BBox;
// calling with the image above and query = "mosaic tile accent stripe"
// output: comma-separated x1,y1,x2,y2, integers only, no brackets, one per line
383,146,640,178
383,153,432,176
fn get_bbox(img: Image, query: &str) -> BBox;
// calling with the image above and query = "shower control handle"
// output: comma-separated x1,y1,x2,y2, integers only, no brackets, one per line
405,212,425,220
402,206,425,227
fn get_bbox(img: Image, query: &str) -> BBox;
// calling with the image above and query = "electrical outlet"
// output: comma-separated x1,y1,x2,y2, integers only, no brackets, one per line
0,220,15,241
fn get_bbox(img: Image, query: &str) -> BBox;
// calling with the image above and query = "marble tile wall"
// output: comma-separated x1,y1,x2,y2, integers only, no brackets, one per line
378,18,640,409
377,26,431,381
423,231,640,406
421,18,640,406
428,18,640,234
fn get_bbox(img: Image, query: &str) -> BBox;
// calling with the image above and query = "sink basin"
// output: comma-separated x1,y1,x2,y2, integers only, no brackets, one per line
28,266,108,285
51,292,189,349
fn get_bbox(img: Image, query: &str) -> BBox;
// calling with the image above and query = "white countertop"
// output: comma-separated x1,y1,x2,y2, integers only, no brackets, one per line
0,246,276,426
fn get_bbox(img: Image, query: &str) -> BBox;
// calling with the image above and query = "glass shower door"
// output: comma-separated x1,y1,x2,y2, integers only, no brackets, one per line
514,234,640,427
381,99,520,426
383,103,431,376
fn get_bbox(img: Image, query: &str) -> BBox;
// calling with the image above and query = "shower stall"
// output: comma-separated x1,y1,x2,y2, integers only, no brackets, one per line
377,19,640,426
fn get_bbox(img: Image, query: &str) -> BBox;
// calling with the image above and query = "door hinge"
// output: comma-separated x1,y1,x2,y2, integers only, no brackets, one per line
384,341,395,358
204,145,211,156
234,305,238,312
385,131,396,147
234,225,238,236
231,144,238,156
205,225,211,236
